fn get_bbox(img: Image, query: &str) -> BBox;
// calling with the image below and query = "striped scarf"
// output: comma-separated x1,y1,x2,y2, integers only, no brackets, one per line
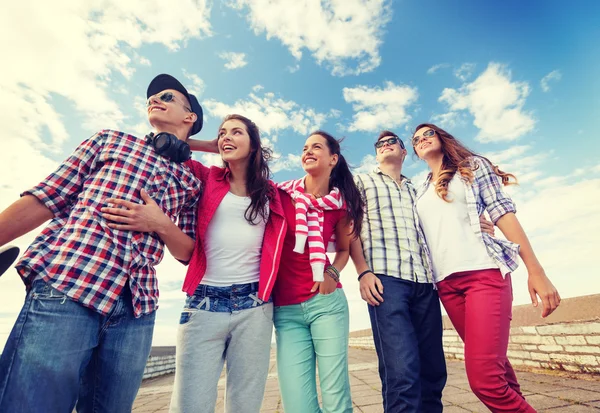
277,178,345,282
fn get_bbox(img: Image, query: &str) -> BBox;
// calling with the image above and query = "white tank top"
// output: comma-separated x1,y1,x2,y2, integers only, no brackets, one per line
201,192,266,286
416,174,497,282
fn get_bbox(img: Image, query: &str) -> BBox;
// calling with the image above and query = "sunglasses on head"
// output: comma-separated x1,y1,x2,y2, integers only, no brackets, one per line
375,136,404,149
412,129,435,146
147,92,191,112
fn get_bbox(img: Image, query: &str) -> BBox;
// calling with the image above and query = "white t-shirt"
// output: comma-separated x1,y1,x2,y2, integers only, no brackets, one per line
201,192,267,286
416,174,497,283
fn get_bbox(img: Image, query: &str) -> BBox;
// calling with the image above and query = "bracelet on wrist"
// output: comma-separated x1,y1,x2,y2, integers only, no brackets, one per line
358,270,373,281
325,266,340,283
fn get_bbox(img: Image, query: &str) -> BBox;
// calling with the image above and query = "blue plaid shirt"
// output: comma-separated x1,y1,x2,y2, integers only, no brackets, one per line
416,156,520,277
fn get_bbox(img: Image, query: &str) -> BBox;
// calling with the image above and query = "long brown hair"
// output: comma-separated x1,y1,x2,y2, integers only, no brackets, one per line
219,114,274,224
309,130,363,238
412,123,517,202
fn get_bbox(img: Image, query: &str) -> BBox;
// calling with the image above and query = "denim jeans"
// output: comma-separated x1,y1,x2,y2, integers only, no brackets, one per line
368,275,447,413
0,280,155,413
274,288,352,413
170,282,274,413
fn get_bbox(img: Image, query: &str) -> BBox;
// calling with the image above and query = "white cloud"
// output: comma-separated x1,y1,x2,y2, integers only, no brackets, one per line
482,145,551,185
1,0,212,143
202,89,330,173
218,52,248,70
0,0,213,351
203,90,328,137
427,63,450,75
198,152,223,167
508,177,600,305
343,81,419,132
540,70,562,92
227,0,392,76
454,62,476,81
183,70,206,97
354,154,377,174
439,63,535,143
252,84,264,92
271,153,302,173
430,111,465,130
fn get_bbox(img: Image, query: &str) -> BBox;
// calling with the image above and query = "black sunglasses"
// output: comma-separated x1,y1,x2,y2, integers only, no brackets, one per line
375,136,404,149
412,129,435,146
147,92,191,112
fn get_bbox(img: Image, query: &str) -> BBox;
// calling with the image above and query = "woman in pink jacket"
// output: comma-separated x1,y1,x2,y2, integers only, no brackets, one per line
105,114,285,413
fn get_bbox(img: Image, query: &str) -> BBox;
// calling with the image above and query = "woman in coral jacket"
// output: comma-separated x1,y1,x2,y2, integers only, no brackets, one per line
170,114,286,413
104,113,284,413
273,130,364,413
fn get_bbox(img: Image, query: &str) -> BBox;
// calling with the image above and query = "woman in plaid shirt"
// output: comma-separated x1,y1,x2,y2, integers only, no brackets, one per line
412,123,560,412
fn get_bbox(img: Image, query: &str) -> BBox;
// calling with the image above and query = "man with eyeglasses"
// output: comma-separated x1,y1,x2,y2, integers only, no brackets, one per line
0,74,203,412
351,130,496,412
350,130,446,412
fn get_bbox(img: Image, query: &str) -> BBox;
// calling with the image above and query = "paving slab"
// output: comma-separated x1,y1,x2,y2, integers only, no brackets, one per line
134,347,600,412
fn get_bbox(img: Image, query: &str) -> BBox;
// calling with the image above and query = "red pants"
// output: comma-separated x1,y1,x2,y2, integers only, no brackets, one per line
437,269,536,413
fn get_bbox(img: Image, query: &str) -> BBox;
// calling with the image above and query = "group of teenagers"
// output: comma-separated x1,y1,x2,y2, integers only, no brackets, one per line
0,74,561,413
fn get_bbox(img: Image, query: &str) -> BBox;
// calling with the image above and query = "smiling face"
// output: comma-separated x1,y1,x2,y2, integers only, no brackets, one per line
302,134,337,176
217,119,252,165
413,126,442,160
375,134,407,165
147,89,194,132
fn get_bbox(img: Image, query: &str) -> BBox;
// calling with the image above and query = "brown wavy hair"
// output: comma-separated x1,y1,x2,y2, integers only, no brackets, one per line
219,114,274,224
412,123,517,202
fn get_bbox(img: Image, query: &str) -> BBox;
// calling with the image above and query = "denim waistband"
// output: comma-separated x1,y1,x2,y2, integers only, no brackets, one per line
186,282,270,313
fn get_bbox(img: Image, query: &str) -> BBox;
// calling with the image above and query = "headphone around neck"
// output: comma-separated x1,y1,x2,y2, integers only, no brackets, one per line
145,132,191,163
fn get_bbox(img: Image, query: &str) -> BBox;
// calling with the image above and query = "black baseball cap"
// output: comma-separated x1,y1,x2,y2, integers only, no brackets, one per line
147,74,203,136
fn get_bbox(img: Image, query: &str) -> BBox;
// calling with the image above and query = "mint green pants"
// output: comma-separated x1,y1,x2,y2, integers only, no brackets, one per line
274,288,352,413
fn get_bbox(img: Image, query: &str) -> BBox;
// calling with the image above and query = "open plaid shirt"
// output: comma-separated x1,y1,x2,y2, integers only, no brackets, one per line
16,130,202,317
355,170,433,283
416,156,520,277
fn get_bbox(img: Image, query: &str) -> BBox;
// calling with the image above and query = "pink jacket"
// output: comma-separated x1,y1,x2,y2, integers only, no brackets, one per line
183,160,287,301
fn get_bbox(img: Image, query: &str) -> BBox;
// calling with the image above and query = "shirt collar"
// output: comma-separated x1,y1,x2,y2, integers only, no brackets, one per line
374,166,411,184
215,166,232,182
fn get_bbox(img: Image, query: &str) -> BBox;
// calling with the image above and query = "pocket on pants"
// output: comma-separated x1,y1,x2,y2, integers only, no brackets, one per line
179,308,198,325
261,303,274,322
32,282,68,303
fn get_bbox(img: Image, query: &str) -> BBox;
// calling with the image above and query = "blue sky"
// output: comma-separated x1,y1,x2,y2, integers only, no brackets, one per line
1,0,599,348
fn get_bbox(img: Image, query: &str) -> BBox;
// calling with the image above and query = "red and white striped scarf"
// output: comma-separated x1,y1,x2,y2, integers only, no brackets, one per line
277,178,345,282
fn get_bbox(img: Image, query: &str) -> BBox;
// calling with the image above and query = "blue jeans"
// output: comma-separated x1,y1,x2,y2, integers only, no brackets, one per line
368,275,447,413
0,280,155,413
170,282,274,413
274,288,352,413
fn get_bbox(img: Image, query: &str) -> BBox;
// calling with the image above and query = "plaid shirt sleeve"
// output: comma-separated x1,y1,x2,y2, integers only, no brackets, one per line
22,132,104,215
177,194,199,241
474,156,517,223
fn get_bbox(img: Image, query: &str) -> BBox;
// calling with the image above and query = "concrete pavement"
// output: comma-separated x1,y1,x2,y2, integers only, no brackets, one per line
133,347,600,412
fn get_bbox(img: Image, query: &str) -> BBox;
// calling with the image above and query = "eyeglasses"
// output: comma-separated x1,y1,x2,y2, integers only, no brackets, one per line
147,92,191,112
375,136,404,149
412,129,435,147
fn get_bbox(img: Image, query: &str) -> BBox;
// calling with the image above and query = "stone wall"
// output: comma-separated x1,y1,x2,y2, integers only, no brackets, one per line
142,346,176,380
348,294,600,375
443,320,600,373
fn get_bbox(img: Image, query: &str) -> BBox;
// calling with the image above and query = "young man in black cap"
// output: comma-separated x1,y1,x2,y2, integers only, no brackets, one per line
0,74,203,412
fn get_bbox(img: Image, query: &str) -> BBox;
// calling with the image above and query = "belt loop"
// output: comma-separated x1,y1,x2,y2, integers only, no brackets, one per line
248,293,263,307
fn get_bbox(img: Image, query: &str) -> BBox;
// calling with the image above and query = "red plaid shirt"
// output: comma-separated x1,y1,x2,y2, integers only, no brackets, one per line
16,130,202,317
